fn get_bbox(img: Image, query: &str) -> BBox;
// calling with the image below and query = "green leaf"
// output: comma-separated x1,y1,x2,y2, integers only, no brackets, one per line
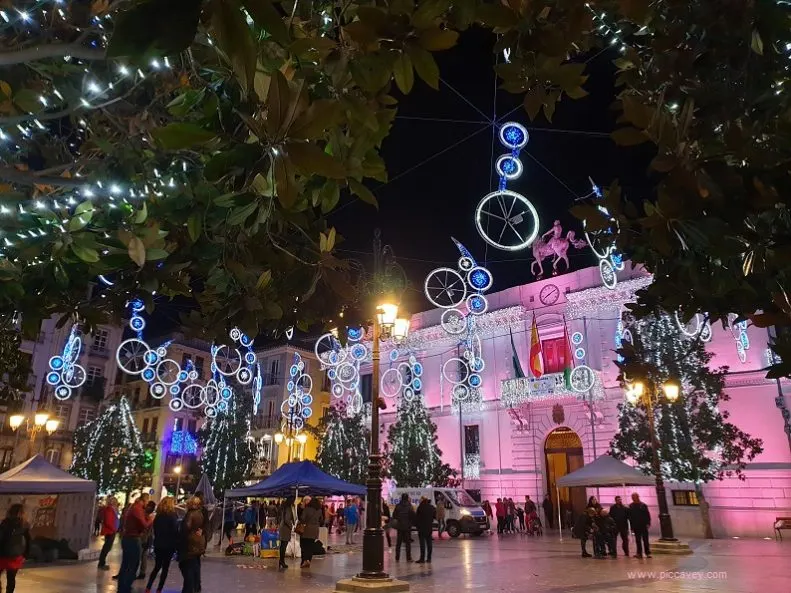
393,53,415,94
13,89,40,113
611,127,649,146
523,86,545,120
228,200,259,225
407,45,439,90
133,202,148,224
75,200,93,216
751,29,764,55
241,0,289,46
166,89,206,117
70,243,99,263
412,0,450,28
204,144,261,181
348,179,378,208
152,123,215,149
68,209,93,231
145,248,170,261
290,100,344,140
273,156,297,209
128,236,146,267
255,269,272,290
476,4,517,28
286,141,346,178
418,28,459,51
107,0,202,58
210,0,258,96
262,301,284,319
187,213,202,242
319,181,340,213
650,154,677,172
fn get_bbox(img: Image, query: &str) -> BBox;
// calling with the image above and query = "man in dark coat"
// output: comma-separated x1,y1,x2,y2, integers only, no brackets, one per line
628,493,652,558
415,497,435,564
393,494,416,562
542,495,554,529
572,508,595,558
609,496,630,557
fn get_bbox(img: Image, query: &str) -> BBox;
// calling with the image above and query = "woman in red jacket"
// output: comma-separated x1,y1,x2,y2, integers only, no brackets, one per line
97,496,120,570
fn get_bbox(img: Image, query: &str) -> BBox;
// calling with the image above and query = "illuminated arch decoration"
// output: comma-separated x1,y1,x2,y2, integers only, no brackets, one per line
427,238,492,411
382,345,424,402
674,311,712,343
475,122,541,251
316,328,367,415
47,325,87,401
583,180,624,290
281,352,314,434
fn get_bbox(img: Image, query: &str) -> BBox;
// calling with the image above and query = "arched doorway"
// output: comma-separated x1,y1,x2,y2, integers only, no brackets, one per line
545,427,586,527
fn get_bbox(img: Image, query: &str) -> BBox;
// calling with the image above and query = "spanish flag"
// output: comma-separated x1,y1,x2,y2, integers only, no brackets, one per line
562,320,574,390
529,313,544,378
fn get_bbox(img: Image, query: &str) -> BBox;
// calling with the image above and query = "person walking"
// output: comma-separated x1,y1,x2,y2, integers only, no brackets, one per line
299,497,322,568
393,494,415,562
244,502,258,538
415,497,435,564
0,504,30,593
609,496,630,557
435,499,446,539
381,498,392,547
97,495,119,570
344,499,359,545
278,496,295,570
118,493,154,593
179,497,206,593
572,508,594,558
628,493,652,558
494,498,505,534
145,497,178,593
542,495,554,530
137,500,156,580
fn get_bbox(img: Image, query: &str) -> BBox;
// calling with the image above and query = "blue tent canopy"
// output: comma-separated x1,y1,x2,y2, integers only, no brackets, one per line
225,461,366,498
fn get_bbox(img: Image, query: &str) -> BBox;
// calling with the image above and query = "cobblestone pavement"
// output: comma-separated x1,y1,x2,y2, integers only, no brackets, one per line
8,532,789,593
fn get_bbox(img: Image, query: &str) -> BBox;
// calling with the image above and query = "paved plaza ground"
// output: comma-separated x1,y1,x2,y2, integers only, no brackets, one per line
9,532,789,593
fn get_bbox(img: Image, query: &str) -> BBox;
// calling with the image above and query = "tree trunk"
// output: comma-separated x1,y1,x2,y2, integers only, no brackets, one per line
696,485,714,539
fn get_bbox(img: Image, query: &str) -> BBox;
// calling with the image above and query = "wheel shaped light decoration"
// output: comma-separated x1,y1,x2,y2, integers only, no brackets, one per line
728,315,750,363
316,327,367,415
382,347,424,402
429,239,492,406
47,325,87,401
281,352,313,434
583,182,624,290
675,311,712,343
475,122,541,251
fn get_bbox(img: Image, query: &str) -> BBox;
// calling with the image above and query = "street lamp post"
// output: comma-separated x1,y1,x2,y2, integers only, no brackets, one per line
626,379,681,542
9,412,59,461
174,465,183,501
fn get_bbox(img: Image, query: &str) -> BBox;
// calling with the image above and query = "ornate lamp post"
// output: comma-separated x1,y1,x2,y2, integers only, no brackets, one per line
9,412,59,461
625,378,681,541
356,231,409,582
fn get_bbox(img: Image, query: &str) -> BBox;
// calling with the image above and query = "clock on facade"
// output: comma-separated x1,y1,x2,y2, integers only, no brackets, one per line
539,284,560,306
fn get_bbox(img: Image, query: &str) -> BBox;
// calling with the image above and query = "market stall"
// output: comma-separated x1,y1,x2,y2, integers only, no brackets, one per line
0,455,97,554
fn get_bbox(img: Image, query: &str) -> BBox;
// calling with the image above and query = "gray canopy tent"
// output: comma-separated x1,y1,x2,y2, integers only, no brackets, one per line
554,454,655,539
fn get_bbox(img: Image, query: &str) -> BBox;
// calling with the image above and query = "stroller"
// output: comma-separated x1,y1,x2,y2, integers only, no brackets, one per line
526,510,543,536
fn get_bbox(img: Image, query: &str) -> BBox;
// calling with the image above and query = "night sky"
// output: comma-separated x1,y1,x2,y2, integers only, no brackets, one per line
329,27,654,317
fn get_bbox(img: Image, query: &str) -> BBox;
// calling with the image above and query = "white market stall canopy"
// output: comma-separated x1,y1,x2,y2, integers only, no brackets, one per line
556,454,655,488
0,455,96,494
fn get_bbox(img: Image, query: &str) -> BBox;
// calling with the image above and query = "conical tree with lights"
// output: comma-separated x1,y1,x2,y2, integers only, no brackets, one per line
611,311,763,538
70,396,146,494
198,386,254,494
386,396,454,487
316,403,369,484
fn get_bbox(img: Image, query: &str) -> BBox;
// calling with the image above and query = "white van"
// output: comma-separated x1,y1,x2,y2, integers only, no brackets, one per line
389,487,489,538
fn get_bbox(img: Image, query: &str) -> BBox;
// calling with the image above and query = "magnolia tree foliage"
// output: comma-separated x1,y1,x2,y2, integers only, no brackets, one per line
70,396,147,494
611,312,763,536
198,387,254,493
385,396,454,487
315,403,370,484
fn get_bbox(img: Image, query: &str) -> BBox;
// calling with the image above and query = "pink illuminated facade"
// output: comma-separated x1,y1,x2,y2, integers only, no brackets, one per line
378,264,791,539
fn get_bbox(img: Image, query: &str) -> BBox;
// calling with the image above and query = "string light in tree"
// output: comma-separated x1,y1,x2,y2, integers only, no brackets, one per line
475,122,541,251
46,324,87,400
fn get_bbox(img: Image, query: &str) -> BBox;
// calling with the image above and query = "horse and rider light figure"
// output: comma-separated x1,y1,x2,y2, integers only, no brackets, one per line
530,219,588,278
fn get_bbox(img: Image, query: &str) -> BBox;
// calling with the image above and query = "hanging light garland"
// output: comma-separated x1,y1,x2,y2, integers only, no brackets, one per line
583,179,625,290
381,344,424,402
281,352,313,434
46,324,87,400
315,327,367,416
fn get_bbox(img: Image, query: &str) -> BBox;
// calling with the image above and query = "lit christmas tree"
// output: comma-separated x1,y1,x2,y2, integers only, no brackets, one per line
611,311,764,538
198,387,254,493
70,396,146,494
386,397,454,487
315,404,369,484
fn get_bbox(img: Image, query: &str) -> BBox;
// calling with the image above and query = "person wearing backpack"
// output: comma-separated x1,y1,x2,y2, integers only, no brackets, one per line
0,504,30,593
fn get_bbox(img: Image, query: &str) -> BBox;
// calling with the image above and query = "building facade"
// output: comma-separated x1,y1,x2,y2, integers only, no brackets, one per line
376,264,791,539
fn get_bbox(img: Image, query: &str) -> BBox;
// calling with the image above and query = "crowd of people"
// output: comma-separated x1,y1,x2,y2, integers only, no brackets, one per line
572,493,653,559
95,491,211,593
482,495,546,535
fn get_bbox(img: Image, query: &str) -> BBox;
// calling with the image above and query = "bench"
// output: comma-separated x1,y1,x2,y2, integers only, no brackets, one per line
774,517,791,541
